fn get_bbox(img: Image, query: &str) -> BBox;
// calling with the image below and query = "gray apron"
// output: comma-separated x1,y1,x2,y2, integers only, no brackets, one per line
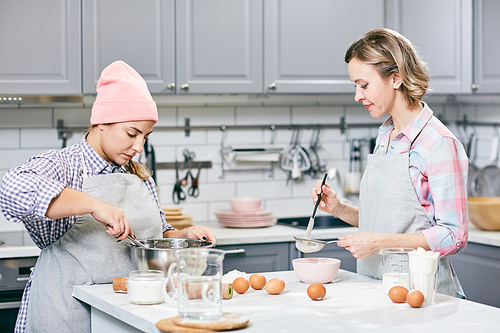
357,140,459,297
26,157,163,333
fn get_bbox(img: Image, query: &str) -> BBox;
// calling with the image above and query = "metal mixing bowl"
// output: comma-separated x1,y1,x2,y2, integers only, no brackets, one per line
130,238,214,275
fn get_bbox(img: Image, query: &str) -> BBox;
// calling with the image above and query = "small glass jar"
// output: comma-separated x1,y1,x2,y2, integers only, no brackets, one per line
127,270,164,305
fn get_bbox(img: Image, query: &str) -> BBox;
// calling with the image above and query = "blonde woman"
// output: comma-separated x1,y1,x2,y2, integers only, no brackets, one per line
312,29,468,297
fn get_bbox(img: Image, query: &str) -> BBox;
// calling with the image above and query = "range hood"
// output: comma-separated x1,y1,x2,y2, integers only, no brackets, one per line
0,95,84,105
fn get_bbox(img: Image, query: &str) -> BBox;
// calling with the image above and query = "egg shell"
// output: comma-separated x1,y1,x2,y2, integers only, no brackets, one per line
265,278,285,295
307,283,326,301
406,289,424,308
249,274,267,290
233,277,249,294
388,286,409,303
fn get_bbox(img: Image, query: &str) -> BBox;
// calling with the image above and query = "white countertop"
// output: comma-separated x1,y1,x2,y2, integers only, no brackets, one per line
73,269,500,333
1,222,499,259
0,245,40,259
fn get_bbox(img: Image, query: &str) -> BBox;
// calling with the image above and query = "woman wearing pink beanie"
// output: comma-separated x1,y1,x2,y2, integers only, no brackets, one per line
0,60,216,333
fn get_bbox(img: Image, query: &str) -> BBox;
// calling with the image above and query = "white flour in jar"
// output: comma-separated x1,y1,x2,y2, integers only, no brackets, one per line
408,247,439,305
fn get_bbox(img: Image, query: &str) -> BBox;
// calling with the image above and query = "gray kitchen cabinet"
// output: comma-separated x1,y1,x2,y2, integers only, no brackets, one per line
217,243,290,274
264,0,385,94
0,0,81,94
175,0,263,94
386,0,473,94
449,242,500,308
82,0,176,94
290,242,357,273
473,0,500,93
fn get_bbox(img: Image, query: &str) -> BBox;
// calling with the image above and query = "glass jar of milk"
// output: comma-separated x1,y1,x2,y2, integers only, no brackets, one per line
128,270,164,305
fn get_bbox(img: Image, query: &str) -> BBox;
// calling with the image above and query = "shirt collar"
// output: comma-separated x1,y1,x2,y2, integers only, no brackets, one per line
378,102,433,142
78,136,119,175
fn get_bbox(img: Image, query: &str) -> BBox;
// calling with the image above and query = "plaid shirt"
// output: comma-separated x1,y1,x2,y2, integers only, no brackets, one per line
374,103,468,256
0,136,171,332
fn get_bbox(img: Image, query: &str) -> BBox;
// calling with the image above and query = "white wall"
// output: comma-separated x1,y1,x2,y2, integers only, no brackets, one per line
1,94,499,245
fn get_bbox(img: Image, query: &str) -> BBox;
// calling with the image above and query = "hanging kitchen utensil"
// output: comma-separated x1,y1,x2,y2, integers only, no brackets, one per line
467,132,479,197
143,138,157,182
471,131,500,197
345,138,362,194
307,127,326,177
172,160,186,204
280,129,311,181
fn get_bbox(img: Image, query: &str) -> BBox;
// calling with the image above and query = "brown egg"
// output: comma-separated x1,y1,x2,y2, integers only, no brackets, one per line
249,274,267,290
406,289,424,308
307,283,326,301
388,286,409,303
232,277,249,294
265,278,285,295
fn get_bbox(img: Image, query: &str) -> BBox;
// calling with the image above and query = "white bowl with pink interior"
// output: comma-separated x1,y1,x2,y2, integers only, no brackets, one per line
230,197,262,213
292,257,341,284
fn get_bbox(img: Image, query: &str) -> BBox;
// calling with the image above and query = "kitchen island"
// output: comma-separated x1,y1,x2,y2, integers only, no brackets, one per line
73,269,500,333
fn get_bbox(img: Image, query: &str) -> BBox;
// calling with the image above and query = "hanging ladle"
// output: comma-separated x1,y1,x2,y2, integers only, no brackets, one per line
295,173,332,253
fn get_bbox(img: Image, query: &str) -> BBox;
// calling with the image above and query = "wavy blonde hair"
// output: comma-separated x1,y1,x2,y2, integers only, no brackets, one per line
345,28,429,108
86,125,152,180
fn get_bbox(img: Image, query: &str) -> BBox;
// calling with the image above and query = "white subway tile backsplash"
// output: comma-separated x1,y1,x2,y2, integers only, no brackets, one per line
292,106,343,124
54,107,91,126
236,106,290,125
0,95,496,243
179,107,235,126
0,108,52,128
0,129,20,148
21,128,60,148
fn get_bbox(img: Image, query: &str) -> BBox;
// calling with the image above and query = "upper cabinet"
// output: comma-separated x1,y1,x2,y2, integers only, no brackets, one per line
1,0,499,96
473,0,500,93
386,0,473,94
175,0,263,94
0,0,81,95
264,0,385,94
82,0,175,94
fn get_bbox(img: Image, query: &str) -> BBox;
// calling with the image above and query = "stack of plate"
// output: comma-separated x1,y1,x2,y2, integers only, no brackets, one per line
162,207,194,230
214,209,277,228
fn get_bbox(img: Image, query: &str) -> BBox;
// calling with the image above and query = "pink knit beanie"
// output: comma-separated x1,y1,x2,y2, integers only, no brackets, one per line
90,60,158,125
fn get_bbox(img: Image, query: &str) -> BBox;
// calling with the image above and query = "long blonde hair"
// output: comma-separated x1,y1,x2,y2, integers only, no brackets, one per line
86,125,153,180
345,28,429,108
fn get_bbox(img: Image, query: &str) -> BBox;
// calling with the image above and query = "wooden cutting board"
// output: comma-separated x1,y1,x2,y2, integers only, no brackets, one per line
157,313,249,332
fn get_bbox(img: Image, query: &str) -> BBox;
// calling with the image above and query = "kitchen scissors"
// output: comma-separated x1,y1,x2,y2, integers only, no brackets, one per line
172,160,186,204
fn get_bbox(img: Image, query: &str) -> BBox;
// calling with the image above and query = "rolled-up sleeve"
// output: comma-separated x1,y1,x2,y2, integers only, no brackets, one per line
421,137,468,256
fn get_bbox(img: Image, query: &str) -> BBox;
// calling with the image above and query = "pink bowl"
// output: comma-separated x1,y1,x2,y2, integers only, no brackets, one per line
230,197,262,213
292,257,341,284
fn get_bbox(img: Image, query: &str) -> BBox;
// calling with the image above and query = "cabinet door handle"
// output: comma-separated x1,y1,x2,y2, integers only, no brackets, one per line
222,249,246,255
471,84,480,91
181,84,189,90
268,82,276,90
167,83,175,91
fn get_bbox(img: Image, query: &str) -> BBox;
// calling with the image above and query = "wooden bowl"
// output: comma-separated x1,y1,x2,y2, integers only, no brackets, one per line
468,197,500,230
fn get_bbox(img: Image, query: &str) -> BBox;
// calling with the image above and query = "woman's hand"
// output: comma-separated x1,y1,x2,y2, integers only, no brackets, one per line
337,232,380,260
91,201,131,241
311,181,342,215
184,226,217,243
164,226,217,244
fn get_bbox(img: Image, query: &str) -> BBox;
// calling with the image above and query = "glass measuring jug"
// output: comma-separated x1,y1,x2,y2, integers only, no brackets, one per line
379,248,414,294
162,248,226,321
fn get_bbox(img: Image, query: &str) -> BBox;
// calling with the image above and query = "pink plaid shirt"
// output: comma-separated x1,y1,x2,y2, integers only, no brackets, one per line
374,102,468,256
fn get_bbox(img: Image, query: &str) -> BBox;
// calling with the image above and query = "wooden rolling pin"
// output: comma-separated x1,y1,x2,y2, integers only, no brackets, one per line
113,277,233,299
